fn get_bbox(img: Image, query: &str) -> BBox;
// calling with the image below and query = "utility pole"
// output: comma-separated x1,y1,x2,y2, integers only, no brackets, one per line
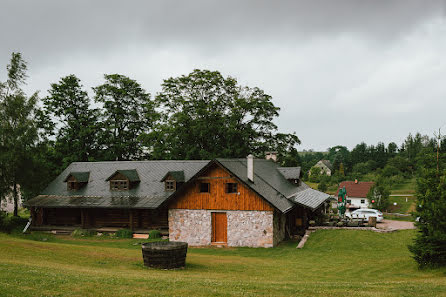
434,127,442,175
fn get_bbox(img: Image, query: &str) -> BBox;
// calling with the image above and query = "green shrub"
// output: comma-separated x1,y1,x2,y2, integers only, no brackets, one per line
148,230,161,239
0,213,28,233
116,228,133,238
71,229,96,237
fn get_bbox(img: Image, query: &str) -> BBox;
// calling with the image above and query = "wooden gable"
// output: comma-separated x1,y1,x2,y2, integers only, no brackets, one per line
108,172,129,182
169,163,273,211
65,175,87,191
108,172,130,191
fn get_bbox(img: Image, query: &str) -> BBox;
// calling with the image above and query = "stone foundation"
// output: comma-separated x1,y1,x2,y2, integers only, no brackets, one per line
169,209,276,248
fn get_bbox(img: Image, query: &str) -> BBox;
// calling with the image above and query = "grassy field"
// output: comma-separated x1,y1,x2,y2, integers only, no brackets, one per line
387,196,416,214
390,178,417,195
0,230,445,296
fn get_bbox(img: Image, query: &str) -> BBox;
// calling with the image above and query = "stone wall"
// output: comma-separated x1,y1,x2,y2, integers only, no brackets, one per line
169,209,276,248
227,210,274,248
169,209,211,246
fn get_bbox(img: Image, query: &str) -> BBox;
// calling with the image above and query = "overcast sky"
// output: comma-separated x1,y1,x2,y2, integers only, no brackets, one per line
1,0,445,151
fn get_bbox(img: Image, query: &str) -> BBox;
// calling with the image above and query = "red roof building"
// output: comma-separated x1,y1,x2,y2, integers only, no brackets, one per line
337,180,374,198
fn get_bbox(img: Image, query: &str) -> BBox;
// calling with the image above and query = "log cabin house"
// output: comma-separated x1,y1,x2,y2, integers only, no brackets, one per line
25,156,329,247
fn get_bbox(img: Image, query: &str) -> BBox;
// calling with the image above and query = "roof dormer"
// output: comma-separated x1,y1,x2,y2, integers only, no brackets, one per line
160,171,185,191
277,167,302,185
64,172,90,191
106,169,140,191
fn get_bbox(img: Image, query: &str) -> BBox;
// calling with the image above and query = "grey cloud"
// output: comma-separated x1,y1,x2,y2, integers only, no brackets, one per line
1,0,445,150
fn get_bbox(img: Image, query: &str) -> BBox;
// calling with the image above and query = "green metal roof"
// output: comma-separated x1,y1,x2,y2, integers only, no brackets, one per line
63,172,90,182
160,171,185,182
105,169,140,182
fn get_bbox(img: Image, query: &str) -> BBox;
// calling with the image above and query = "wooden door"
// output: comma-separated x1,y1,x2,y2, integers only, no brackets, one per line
212,212,227,243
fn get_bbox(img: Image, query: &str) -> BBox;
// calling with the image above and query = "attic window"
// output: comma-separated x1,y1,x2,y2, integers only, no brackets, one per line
226,183,238,194
106,169,139,191
67,181,77,191
110,180,129,191
200,182,210,193
64,172,90,191
165,180,176,191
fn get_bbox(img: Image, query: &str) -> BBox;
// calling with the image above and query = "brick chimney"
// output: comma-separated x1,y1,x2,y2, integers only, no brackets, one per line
247,154,254,182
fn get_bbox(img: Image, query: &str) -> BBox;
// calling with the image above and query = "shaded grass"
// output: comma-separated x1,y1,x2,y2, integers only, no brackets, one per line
391,178,416,195
0,230,445,296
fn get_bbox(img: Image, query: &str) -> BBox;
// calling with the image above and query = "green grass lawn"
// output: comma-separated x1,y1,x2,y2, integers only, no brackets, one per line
387,196,416,214
391,178,417,195
0,230,445,296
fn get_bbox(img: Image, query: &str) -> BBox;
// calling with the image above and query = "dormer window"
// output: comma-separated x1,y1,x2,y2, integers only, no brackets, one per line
161,171,185,192
165,180,176,191
64,172,90,191
110,180,129,191
68,181,77,190
106,169,140,191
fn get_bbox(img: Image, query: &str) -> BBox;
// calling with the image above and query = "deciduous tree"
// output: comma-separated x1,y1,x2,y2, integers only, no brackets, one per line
0,53,41,216
94,74,156,160
143,69,299,159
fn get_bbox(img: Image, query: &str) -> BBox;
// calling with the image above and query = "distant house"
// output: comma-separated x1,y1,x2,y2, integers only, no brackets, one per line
310,160,333,176
0,187,22,213
336,180,374,212
25,156,330,248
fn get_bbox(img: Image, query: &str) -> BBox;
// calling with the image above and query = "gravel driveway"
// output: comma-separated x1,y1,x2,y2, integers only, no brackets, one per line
377,219,415,230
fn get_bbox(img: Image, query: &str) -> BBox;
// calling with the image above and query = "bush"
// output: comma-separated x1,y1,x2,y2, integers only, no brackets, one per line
148,229,161,239
116,228,133,238
71,229,96,237
0,213,28,233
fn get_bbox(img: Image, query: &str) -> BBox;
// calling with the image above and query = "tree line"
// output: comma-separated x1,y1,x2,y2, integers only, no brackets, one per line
0,52,299,214
299,134,445,185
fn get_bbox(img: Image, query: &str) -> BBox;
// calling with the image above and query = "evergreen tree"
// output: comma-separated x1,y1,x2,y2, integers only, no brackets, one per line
44,75,99,169
409,169,446,268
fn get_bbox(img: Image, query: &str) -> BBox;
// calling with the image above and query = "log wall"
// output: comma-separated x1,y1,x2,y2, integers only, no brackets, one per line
35,207,168,230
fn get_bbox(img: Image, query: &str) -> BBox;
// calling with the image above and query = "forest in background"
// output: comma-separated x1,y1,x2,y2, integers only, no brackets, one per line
1,52,445,213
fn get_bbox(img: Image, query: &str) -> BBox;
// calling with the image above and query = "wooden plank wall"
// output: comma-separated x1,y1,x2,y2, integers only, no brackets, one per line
169,164,273,211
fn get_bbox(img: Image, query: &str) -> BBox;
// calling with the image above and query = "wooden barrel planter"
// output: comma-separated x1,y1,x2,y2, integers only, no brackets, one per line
142,241,188,269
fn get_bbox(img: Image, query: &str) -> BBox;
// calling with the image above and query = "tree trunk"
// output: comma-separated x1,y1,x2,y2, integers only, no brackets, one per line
13,182,18,217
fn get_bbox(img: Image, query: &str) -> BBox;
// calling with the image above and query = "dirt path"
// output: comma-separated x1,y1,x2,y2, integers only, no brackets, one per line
377,219,415,230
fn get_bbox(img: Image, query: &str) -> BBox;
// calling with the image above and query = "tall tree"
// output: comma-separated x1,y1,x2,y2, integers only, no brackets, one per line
94,74,156,160
0,53,41,216
409,169,446,268
143,69,299,159
44,75,99,169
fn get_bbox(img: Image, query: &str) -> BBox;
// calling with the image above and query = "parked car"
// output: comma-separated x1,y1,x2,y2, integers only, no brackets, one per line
345,209,383,222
